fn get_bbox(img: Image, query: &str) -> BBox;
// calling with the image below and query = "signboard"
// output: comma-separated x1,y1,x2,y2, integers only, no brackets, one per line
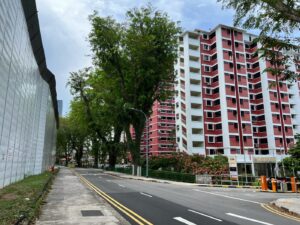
253,157,276,163
228,156,237,167
228,156,238,179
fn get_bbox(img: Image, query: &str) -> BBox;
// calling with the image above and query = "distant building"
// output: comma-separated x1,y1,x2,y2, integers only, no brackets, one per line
57,100,63,116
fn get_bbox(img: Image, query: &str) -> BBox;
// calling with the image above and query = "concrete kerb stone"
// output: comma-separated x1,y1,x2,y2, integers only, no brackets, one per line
270,198,300,218
103,171,261,189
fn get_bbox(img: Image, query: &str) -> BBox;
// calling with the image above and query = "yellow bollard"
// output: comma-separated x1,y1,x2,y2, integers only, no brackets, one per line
260,176,268,191
291,177,296,193
271,178,277,192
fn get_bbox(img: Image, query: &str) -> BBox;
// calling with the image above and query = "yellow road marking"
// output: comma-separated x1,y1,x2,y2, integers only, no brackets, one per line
76,172,153,225
261,203,300,222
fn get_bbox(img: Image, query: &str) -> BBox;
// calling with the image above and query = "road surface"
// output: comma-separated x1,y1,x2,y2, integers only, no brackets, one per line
75,168,299,225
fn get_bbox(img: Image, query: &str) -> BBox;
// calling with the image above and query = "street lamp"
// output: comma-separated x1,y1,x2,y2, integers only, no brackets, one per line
129,108,149,177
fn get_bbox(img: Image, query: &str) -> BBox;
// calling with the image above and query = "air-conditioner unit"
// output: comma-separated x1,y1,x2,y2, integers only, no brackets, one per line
254,144,259,148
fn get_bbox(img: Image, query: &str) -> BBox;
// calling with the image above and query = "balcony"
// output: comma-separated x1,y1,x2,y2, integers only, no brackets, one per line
189,60,201,69
189,49,200,57
188,38,199,46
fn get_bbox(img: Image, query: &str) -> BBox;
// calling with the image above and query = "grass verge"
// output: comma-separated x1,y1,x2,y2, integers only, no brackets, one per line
0,170,58,225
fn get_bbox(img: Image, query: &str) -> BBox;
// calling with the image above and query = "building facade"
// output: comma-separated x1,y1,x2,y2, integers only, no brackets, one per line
174,25,300,174
0,0,58,188
131,99,176,157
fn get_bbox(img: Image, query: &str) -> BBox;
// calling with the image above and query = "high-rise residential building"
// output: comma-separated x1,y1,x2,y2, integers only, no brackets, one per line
174,24,300,175
0,0,58,188
57,100,63,116
130,98,176,157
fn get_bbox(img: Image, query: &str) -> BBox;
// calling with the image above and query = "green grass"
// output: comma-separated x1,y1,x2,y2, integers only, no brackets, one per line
0,171,57,225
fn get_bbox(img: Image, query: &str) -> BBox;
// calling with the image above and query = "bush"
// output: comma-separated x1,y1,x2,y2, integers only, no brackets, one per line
147,169,195,183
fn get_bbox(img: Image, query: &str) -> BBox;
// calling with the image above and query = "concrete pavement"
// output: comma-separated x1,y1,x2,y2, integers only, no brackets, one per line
36,167,129,225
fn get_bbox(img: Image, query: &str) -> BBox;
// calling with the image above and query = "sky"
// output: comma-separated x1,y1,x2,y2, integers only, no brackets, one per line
36,0,235,116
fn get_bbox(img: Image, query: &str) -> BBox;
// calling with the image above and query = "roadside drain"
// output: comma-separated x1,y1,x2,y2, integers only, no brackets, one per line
81,210,103,217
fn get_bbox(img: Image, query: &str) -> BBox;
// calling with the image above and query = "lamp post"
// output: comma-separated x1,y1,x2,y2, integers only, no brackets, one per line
129,108,149,177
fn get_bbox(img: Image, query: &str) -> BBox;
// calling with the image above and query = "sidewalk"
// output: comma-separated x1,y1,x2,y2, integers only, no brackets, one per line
272,198,300,217
36,167,129,225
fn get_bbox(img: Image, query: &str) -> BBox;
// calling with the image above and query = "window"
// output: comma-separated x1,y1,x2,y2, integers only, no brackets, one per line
203,34,208,39
230,74,234,80
241,111,245,117
205,77,211,84
206,88,211,95
232,98,236,104
203,44,209,50
231,86,235,92
206,100,212,106
204,55,210,61
229,62,234,68
204,66,210,72
208,136,214,143
216,124,222,129
239,87,242,93
227,40,231,46
208,124,213,130
235,42,239,48
234,123,238,128
240,99,244,105
243,136,247,142
207,112,213,118
235,136,239,142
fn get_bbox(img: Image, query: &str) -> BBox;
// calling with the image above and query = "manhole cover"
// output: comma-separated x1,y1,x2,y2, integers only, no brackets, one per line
81,210,103,217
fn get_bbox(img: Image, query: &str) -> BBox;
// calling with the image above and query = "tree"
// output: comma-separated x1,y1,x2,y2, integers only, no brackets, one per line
68,68,112,168
68,100,89,167
56,117,71,166
282,134,300,175
218,0,300,81
88,5,181,170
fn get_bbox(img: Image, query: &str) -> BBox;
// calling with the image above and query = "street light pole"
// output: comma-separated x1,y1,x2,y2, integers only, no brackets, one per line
129,108,149,177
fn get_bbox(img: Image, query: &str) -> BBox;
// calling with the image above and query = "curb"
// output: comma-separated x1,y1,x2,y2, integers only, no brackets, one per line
261,203,300,222
104,171,261,189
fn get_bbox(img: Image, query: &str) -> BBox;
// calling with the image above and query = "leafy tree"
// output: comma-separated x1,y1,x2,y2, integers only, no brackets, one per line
218,0,300,81
68,68,112,168
56,117,78,166
68,100,89,167
88,5,181,170
282,134,300,175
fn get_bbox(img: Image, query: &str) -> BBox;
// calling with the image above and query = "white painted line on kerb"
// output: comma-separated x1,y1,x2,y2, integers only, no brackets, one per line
118,184,125,188
140,192,152,198
173,217,196,225
188,209,222,222
226,213,274,225
192,189,260,204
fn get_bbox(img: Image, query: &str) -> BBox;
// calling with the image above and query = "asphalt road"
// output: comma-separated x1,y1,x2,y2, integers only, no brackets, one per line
75,168,299,225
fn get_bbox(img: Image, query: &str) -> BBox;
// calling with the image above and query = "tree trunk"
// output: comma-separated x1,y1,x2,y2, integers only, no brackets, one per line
108,126,122,169
75,144,83,167
92,137,99,168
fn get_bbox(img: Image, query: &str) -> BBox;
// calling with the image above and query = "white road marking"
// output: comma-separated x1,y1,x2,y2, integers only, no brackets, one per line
118,184,125,188
188,209,222,222
173,217,196,225
192,189,260,204
140,192,152,198
226,213,274,225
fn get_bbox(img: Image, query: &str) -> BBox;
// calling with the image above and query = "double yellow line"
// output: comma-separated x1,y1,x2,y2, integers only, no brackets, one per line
76,172,153,225
261,203,300,222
